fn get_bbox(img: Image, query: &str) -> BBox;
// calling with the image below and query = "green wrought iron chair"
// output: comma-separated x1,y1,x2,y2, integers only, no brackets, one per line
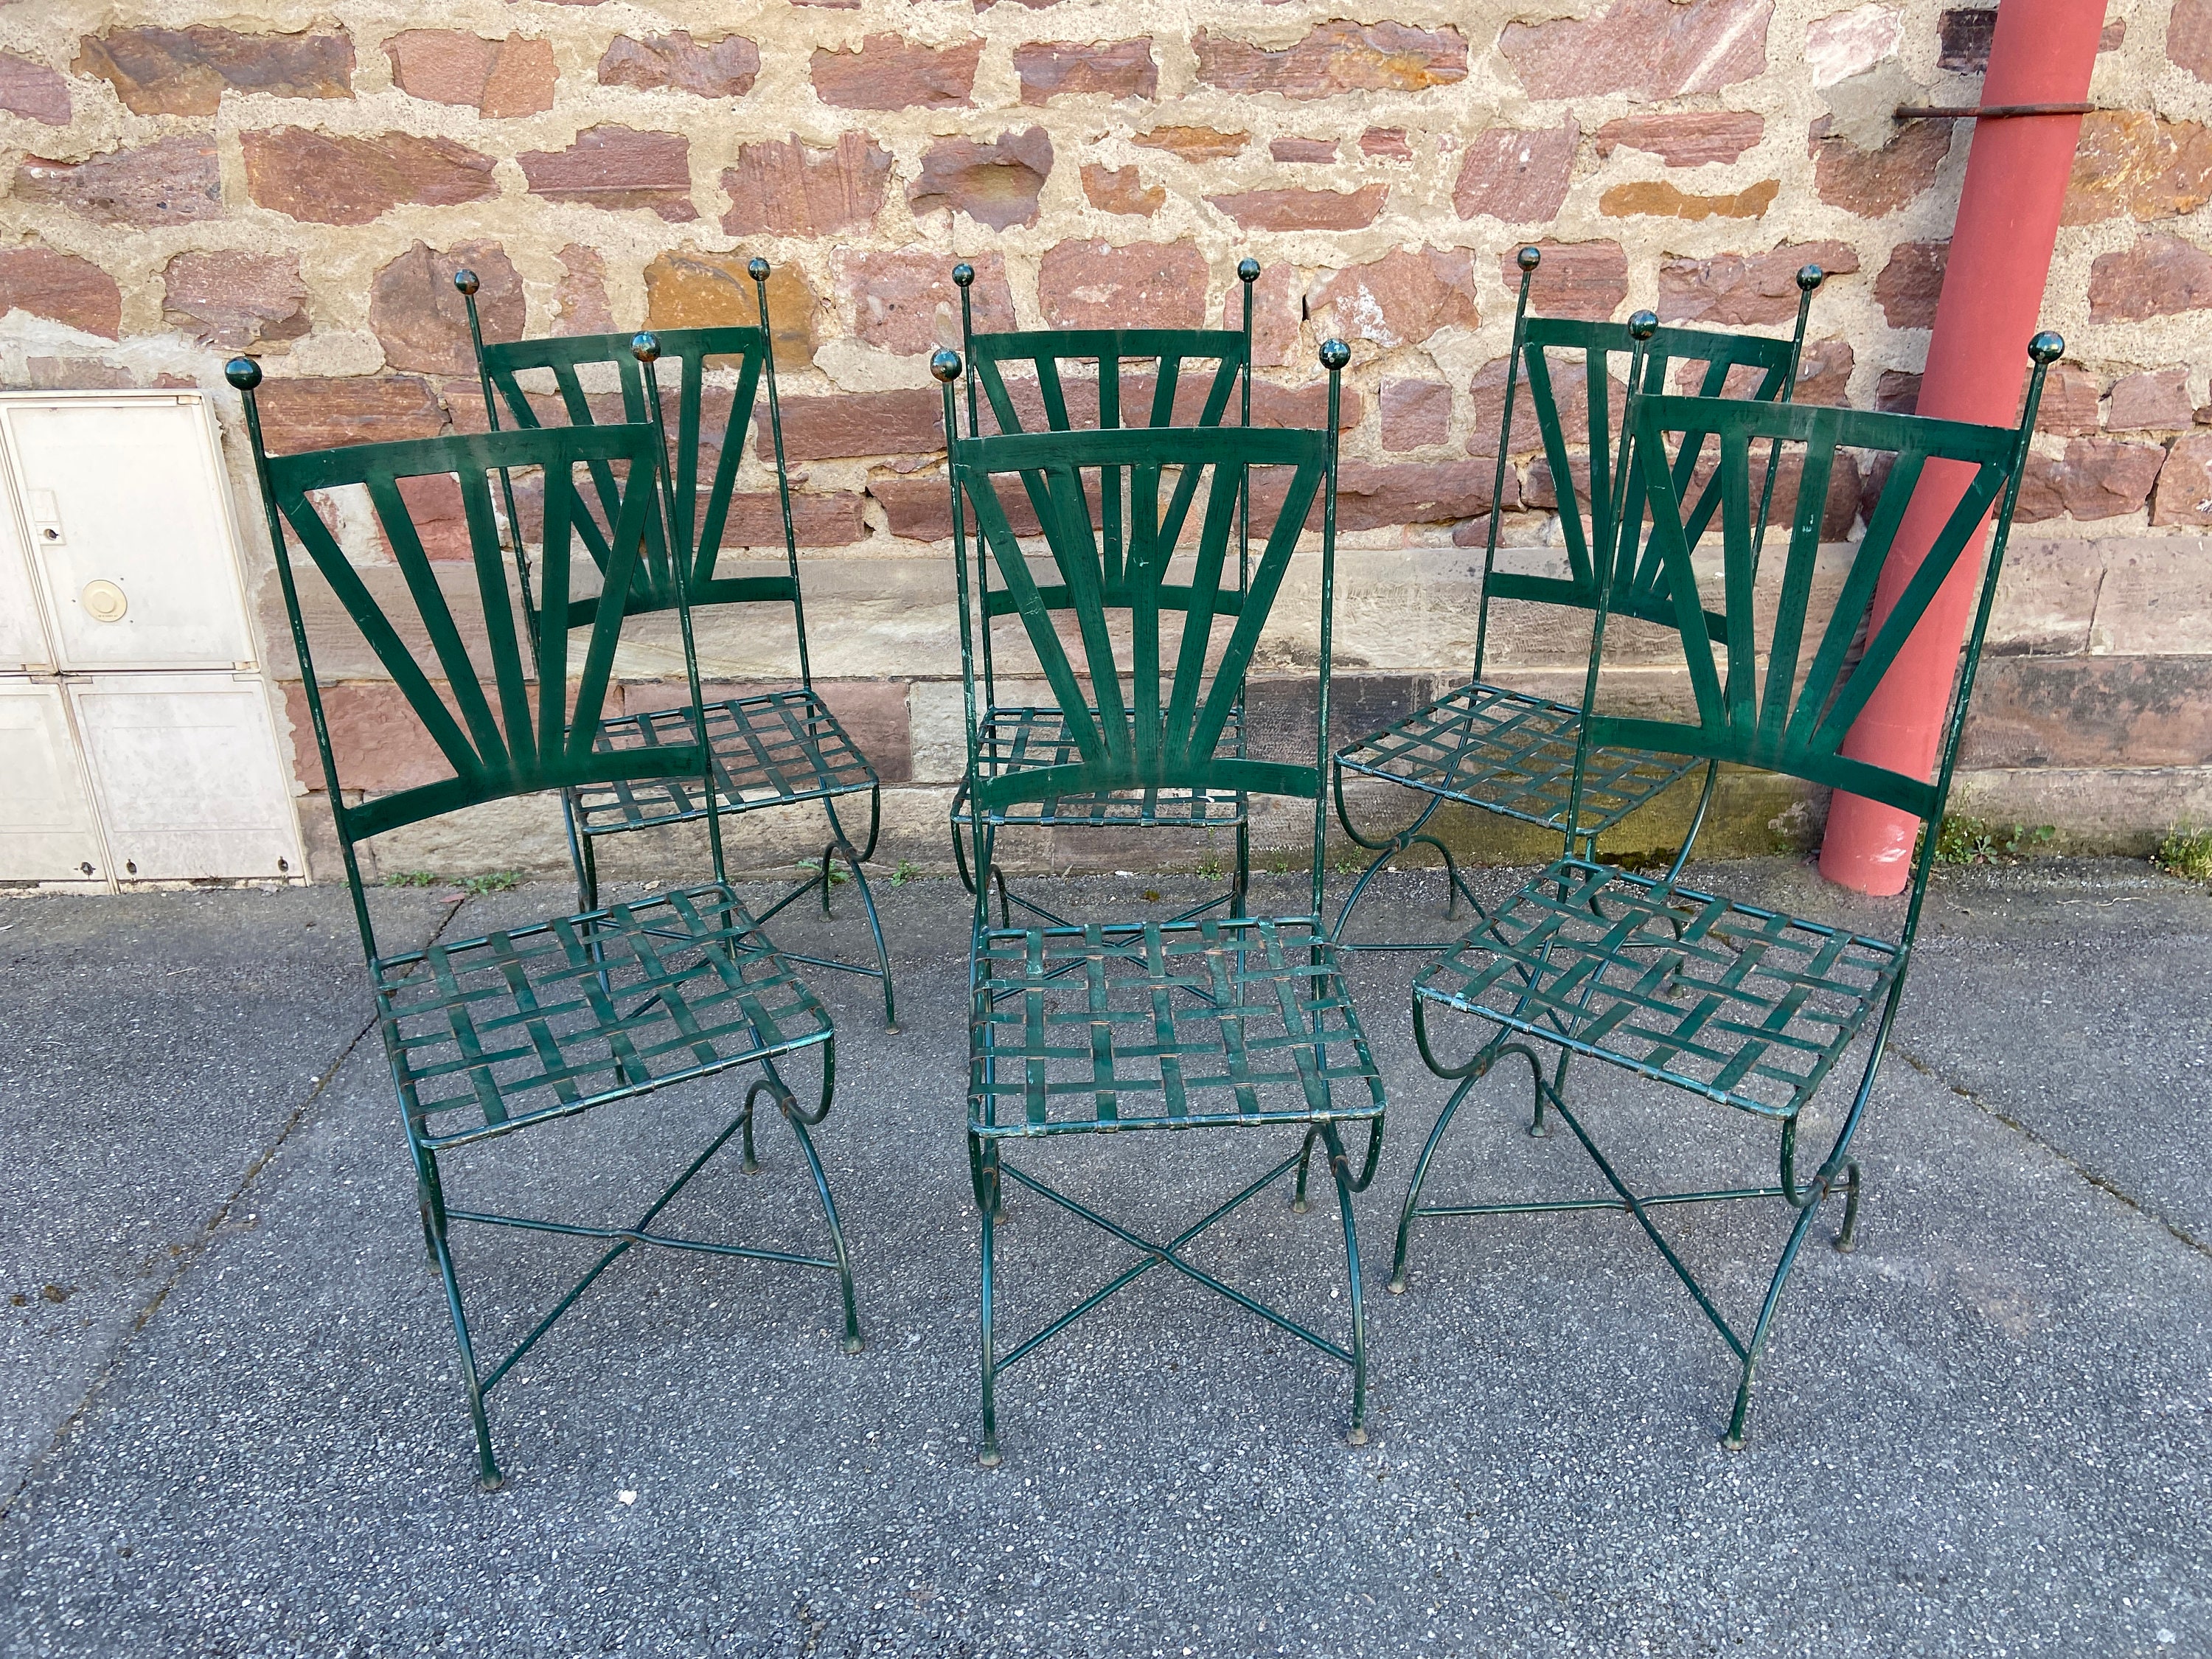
947,260,1262,928
1329,248,1826,951
935,341,1388,1466
1392,327,2062,1448
224,346,859,1490
454,262,896,1032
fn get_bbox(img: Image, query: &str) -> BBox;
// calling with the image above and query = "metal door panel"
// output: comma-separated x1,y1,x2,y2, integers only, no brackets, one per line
0,679,105,882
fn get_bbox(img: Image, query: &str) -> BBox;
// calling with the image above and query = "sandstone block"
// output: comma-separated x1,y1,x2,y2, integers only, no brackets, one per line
1502,0,1769,100
255,375,446,454
1082,163,1164,215
2034,366,2102,437
1269,137,1337,163
2108,369,2193,431
0,53,70,124
1309,246,1478,349
2062,111,2212,226
520,125,695,221
1961,656,2212,770
2174,0,2212,79
1599,179,1778,220
162,251,310,350
908,128,1052,232
385,30,554,116
1015,39,1155,103
644,251,818,367
74,26,354,116
811,35,980,110
552,244,615,335
1193,21,1467,97
840,248,1013,355
723,492,871,549
2152,433,2212,524
1208,185,1385,232
2088,235,2212,323
720,132,890,236
597,32,759,98
370,241,524,376
1593,112,1763,166
1381,380,1451,450
1872,239,1944,328
1937,8,1995,74
1037,240,1206,330
1360,128,1414,161
1810,117,1952,218
0,248,120,339
243,129,495,226
762,391,942,462
1793,338,1853,406
1453,120,1577,222
12,133,221,228
2015,438,2163,521
285,682,453,794
1499,241,1627,321
1220,261,1302,367
1335,461,1512,532
1876,370,1921,413
1130,125,1246,161
1658,241,1860,327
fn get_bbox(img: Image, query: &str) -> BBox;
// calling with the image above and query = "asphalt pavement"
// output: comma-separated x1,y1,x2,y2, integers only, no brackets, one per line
1,858,2208,1657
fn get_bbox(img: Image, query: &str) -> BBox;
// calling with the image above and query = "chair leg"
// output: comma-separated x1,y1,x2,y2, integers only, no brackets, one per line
560,791,599,914
1231,820,1250,920
766,1070,863,1356
417,1150,504,1490
1318,1121,1369,1446
976,1144,1002,1469
1388,1071,1475,1294
1329,763,1478,948
824,791,898,1032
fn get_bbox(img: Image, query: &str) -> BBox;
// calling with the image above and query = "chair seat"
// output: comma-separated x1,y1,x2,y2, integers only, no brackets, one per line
571,689,877,835
377,883,833,1150
1413,857,1903,1121
952,705,1248,829
1335,681,1697,836
970,915,1384,1138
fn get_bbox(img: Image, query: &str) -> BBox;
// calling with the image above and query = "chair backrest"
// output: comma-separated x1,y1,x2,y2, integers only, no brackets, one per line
956,265,1264,709
1472,248,1822,674
225,358,712,962
936,340,1347,915
459,267,811,671
1577,334,2061,927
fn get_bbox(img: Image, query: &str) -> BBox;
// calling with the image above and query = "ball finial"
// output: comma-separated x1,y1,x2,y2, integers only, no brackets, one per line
630,331,660,364
952,262,975,288
747,257,770,283
1237,257,1260,284
1319,338,1350,371
2029,330,2065,366
224,357,262,391
1517,246,1542,273
452,268,479,296
931,348,962,384
1797,264,1824,293
1628,310,1658,342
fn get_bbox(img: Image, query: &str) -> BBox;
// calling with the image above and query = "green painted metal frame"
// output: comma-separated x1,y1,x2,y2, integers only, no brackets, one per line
1329,248,1826,952
935,341,1388,1464
224,349,862,1489
456,264,897,1031
947,260,1262,932
1391,330,2062,1447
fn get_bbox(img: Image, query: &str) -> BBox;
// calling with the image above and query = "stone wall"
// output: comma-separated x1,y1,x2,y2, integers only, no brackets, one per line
2,0,2208,877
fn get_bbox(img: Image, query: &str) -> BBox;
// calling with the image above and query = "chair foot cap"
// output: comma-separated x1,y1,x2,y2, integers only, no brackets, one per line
1290,1198,1309,1214
841,1335,865,1355
884,1024,901,1035
977,1447,1003,1469
1386,1276,1406,1295
1345,1427,1368,1447
1720,1433,1745,1453
1527,1125,1550,1138
477,1474,506,1493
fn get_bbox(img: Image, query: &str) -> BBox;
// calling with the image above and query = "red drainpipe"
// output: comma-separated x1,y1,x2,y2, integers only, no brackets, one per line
1818,0,2105,894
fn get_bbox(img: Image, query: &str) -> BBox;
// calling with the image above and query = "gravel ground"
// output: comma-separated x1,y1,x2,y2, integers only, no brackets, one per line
1,858,2207,1658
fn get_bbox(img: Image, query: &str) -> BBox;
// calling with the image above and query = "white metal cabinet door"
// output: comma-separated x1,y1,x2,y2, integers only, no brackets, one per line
66,674,302,882
0,680,105,882
0,428,52,671
4,395,255,672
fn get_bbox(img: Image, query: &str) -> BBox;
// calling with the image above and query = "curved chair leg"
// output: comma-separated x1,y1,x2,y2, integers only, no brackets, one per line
560,790,600,914
762,1060,863,1357
1388,1043,1541,1293
1329,762,1484,947
975,1140,1002,1468
1232,819,1251,920
1722,1186,1834,1450
1318,1121,1369,1445
824,790,898,1032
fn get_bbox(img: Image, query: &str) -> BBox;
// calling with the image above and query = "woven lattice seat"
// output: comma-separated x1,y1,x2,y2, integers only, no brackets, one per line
1412,858,1900,1121
571,690,879,834
378,883,833,1150
972,917,1383,1138
1335,682,1694,837
953,705,1248,830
